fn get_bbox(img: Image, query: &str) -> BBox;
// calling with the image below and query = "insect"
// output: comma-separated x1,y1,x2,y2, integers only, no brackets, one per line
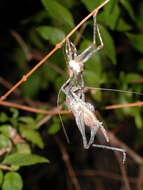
59,13,126,163
61,82,126,163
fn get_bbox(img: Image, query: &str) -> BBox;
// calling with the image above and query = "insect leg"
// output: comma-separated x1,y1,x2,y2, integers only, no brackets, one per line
93,12,98,44
78,73,85,101
61,77,74,96
87,128,97,148
76,15,104,64
75,111,89,149
98,122,109,143
66,39,77,61
92,144,126,164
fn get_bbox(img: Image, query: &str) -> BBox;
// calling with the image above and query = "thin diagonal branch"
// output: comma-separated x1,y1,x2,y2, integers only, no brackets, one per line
0,0,110,102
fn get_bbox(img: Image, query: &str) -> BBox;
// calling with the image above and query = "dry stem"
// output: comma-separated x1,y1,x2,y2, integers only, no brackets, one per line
0,0,109,102
105,102,143,110
0,100,70,115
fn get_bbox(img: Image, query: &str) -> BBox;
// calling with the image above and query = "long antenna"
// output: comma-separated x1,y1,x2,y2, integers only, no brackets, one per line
85,87,143,96
57,87,70,143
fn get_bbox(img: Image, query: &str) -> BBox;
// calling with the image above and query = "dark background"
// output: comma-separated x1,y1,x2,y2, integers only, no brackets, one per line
0,0,143,190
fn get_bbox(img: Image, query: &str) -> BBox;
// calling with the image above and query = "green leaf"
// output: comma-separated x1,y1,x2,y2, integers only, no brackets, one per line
19,116,37,129
57,0,75,9
21,71,41,98
135,112,142,129
120,0,136,21
138,59,143,71
0,125,10,137
129,107,142,128
29,28,44,49
0,135,10,149
103,0,120,30
48,118,60,135
125,73,141,83
19,116,35,124
84,70,106,86
3,153,49,167
136,129,143,146
37,26,65,45
20,126,44,149
126,33,143,53
2,172,23,190
79,39,102,74
10,108,19,119
0,113,8,123
81,0,104,11
99,25,116,64
41,0,74,27
0,170,3,187
137,2,143,28
16,143,31,154
13,48,27,71
116,18,132,31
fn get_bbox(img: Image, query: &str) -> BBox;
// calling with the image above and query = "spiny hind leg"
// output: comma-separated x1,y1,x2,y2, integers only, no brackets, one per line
92,116,109,143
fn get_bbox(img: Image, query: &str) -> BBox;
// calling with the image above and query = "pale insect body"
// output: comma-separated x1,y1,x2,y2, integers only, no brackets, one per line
62,85,109,149
60,13,126,163
62,12,107,148
62,85,126,163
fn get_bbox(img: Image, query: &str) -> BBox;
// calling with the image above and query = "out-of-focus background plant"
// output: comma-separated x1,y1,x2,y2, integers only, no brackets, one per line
0,0,143,189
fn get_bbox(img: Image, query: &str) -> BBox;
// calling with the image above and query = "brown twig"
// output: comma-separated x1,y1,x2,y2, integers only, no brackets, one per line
131,78,143,83
0,164,13,171
105,102,143,110
114,151,131,190
0,100,70,115
0,0,110,102
136,167,143,190
55,136,81,190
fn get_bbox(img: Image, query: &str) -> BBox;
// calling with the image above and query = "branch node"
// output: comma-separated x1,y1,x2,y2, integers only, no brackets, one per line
56,43,62,49
22,75,27,82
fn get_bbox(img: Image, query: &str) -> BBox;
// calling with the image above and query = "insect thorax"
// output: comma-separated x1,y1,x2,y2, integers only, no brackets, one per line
69,60,84,76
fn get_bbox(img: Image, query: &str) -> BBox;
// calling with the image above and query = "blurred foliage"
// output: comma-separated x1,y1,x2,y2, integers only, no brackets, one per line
0,0,143,189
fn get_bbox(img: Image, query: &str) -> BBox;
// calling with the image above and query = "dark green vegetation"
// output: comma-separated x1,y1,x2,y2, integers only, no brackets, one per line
0,0,143,189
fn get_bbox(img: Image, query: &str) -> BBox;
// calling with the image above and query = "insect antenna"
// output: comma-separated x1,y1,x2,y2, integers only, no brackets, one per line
85,87,143,96
57,86,70,143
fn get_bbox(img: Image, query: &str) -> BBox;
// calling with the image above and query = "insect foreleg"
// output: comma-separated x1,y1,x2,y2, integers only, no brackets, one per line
66,39,77,61
61,77,74,96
